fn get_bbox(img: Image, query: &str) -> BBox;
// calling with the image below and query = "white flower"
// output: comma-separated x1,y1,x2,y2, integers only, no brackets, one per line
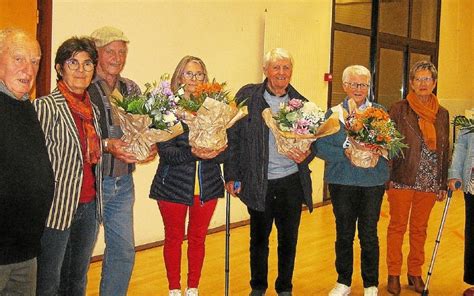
300,101,320,115
163,112,177,123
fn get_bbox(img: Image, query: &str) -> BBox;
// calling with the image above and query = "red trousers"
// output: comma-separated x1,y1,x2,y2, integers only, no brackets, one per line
158,196,217,290
386,188,436,276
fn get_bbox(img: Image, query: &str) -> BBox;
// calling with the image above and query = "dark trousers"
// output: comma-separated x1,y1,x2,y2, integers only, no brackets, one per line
329,184,384,288
248,173,304,293
36,201,98,296
465,193,474,285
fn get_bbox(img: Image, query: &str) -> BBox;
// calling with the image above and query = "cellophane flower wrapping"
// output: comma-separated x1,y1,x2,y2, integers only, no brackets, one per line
262,98,340,155
111,75,184,160
176,80,248,150
344,99,407,168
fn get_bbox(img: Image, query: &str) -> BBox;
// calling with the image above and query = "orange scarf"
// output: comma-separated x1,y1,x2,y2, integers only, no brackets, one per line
58,80,101,164
406,91,439,150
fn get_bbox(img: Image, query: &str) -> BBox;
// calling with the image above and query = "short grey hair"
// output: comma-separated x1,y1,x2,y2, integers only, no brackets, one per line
342,65,371,82
0,28,38,55
409,60,437,80
263,48,294,70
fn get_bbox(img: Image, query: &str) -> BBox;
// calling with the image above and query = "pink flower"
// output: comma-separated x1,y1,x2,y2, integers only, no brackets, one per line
288,98,303,110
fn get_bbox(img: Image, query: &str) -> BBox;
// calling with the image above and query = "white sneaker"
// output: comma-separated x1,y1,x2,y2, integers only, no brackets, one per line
329,283,351,296
364,286,378,296
185,288,199,296
169,290,182,296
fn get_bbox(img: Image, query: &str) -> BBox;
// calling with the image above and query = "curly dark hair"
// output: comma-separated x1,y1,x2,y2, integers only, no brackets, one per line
54,36,98,81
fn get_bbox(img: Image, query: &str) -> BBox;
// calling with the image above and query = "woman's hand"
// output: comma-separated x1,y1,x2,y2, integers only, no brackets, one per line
225,181,241,197
138,144,158,164
285,148,310,164
191,145,227,160
448,178,462,192
436,190,447,202
106,138,138,163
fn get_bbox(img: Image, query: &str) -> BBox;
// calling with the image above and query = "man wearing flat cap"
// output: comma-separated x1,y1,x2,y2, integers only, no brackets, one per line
88,26,157,296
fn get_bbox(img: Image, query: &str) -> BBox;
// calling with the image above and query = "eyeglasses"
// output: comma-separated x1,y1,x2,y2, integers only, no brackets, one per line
182,71,206,81
65,59,95,72
343,82,370,90
413,77,434,84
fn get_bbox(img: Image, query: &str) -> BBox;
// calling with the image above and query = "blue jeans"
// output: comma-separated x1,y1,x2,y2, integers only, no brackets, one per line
36,200,98,296
329,184,384,288
100,175,135,296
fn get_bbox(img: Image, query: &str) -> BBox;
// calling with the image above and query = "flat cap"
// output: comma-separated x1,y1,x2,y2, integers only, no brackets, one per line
90,26,129,48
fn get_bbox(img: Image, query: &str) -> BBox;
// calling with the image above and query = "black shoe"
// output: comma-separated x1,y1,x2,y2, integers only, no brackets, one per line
278,292,292,296
249,290,265,296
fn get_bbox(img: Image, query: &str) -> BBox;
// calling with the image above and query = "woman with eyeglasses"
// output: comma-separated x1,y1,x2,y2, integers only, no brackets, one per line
33,37,103,296
149,56,226,296
386,61,449,295
314,65,388,296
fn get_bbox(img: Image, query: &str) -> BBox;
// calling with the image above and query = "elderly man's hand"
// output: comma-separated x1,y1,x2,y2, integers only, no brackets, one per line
285,148,310,164
106,138,138,164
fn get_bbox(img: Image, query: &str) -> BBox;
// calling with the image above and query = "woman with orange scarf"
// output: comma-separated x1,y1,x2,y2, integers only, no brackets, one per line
33,37,103,296
386,61,449,295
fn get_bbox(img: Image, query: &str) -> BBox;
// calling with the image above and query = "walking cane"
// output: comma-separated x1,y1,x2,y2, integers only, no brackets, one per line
422,181,461,296
225,181,239,296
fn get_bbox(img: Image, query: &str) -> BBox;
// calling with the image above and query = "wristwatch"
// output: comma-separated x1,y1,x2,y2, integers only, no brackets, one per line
103,138,109,152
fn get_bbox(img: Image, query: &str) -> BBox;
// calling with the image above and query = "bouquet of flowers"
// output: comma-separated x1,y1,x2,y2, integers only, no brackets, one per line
453,115,474,133
262,98,340,155
344,105,407,168
176,80,247,150
111,74,184,160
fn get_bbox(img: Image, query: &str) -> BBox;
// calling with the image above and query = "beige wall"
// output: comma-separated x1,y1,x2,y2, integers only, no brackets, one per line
51,0,474,257
52,0,332,256
438,0,474,116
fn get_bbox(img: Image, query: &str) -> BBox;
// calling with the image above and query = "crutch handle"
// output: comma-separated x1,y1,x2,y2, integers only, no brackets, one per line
448,181,462,196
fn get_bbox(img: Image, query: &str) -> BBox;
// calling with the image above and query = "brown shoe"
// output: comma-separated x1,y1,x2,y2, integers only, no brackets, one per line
387,275,401,295
407,274,426,294
464,287,474,296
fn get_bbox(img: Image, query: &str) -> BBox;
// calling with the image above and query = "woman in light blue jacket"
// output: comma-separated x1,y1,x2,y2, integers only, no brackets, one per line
448,128,474,296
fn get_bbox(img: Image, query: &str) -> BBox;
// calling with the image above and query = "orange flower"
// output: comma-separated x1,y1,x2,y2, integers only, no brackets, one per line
352,121,364,132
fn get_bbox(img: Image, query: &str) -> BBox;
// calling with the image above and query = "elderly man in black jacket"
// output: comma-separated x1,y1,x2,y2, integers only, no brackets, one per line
225,48,314,296
0,28,54,296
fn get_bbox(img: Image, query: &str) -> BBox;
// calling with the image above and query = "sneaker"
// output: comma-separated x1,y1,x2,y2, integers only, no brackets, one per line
364,286,378,296
169,290,182,296
329,283,351,296
185,288,199,296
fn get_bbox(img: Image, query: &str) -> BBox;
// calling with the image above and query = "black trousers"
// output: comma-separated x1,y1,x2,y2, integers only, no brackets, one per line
248,173,304,293
328,184,385,288
465,193,474,285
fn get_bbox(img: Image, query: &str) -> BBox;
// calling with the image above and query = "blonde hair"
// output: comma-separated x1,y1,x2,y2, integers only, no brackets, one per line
170,56,209,92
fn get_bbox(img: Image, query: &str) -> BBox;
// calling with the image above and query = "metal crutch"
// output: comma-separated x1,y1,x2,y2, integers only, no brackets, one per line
422,181,461,296
225,189,231,296
225,181,240,296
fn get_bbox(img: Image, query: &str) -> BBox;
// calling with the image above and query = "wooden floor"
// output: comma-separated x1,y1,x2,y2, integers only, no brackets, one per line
87,192,469,295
